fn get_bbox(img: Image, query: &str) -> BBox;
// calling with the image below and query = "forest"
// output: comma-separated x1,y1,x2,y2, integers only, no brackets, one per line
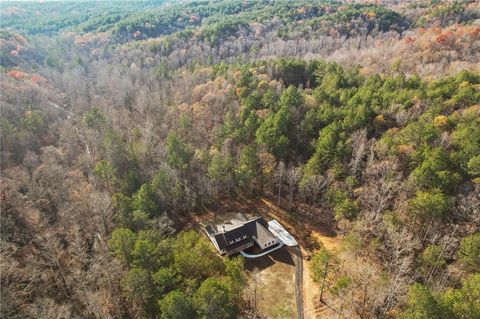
1,1,479,318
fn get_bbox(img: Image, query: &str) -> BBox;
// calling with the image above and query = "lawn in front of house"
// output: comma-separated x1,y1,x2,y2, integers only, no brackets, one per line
245,247,296,319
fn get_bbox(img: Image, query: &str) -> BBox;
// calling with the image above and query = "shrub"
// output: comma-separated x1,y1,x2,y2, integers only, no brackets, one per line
334,198,359,221
158,290,195,319
421,244,446,270
408,189,451,220
467,155,480,177
193,277,236,319
458,233,480,271
410,147,461,192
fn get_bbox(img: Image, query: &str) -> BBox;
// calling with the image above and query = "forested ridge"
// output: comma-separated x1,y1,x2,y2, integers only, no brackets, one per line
1,1,479,318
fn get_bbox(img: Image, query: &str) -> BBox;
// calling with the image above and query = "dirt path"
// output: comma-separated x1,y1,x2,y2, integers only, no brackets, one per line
303,259,319,319
48,101,92,159
303,232,342,318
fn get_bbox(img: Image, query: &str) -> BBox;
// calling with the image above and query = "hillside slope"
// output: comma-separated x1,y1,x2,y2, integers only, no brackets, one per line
1,1,479,318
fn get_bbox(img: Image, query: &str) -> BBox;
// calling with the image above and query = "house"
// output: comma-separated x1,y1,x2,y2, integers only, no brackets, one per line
205,216,279,256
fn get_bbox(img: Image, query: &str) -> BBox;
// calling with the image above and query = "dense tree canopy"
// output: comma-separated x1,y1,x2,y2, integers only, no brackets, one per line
1,1,479,318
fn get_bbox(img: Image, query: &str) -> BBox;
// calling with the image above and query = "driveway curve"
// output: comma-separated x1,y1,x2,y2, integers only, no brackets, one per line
240,242,284,258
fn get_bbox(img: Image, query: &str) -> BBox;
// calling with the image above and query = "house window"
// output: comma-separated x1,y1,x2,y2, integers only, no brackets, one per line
229,237,243,245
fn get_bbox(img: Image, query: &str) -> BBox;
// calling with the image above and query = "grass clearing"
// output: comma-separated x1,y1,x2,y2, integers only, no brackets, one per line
246,247,296,319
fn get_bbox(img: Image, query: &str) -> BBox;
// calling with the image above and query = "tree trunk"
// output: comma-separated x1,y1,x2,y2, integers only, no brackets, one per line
319,261,329,303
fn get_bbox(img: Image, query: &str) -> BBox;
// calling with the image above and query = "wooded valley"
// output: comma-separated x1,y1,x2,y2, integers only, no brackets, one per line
1,1,479,318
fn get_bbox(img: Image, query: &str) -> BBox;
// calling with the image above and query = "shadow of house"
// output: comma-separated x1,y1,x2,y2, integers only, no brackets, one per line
244,246,295,272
